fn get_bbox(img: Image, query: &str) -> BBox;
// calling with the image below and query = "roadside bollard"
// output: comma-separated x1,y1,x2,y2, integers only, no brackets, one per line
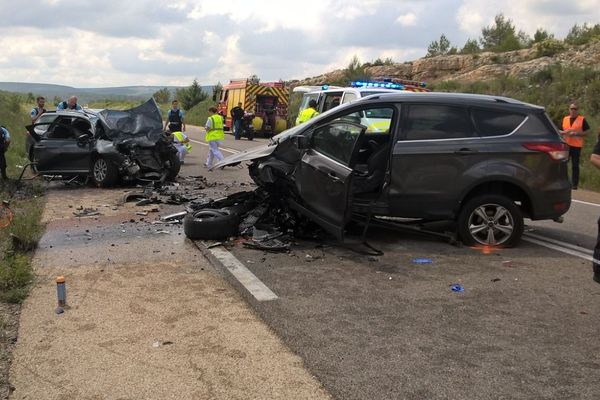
56,276,66,308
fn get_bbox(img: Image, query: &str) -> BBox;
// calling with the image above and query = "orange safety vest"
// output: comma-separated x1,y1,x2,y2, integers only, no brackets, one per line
562,115,585,148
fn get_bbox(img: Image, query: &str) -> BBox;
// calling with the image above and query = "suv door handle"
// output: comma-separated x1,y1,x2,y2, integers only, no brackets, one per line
454,148,478,155
328,172,341,182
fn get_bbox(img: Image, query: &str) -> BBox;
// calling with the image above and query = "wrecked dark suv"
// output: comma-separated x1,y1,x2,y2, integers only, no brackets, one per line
26,99,180,186
213,92,571,247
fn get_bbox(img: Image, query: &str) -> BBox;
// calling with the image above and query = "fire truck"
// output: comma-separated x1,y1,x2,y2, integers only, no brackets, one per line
216,79,289,137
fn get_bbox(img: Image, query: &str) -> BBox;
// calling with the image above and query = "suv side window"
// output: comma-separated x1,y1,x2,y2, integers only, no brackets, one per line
472,108,526,137
311,122,363,166
403,104,473,140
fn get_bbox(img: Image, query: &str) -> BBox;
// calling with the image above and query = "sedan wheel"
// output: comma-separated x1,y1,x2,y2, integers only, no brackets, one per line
458,194,524,247
92,157,119,187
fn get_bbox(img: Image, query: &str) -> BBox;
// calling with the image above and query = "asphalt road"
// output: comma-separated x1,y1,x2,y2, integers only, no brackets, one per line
187,129,600,400
30,127,598,399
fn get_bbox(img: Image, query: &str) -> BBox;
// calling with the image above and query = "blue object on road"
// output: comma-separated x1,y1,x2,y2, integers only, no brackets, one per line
412,258,433,264
450,284,464,292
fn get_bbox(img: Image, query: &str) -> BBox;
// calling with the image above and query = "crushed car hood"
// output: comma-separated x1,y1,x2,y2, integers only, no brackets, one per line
211,143,278,169
97,98,164,147
211,123,308,169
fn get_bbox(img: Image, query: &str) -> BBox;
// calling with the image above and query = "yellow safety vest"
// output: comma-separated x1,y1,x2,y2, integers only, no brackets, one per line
297,107,319,124
172,131,192,152
206,114,225,141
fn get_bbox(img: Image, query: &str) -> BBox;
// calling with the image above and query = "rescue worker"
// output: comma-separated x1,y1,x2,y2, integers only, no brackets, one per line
231,102,245,140
172,130,192,164
30,96,47,123
57,96,82,111
204,107,225,169
165,100,186,133
0,125,10,181
560,103,590,190
296,99,319,124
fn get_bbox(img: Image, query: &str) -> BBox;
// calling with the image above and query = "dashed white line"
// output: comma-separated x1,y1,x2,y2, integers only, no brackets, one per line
207,245,278,302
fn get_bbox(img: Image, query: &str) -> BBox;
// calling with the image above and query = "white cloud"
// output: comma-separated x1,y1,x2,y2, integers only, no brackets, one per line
1,0,600,87
396,12,417,26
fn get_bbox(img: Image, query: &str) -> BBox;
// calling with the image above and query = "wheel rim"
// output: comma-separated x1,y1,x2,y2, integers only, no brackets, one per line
467,203,515,246
94,159,107,182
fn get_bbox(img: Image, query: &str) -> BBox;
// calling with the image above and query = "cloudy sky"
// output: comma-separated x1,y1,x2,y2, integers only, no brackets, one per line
0,0,598,88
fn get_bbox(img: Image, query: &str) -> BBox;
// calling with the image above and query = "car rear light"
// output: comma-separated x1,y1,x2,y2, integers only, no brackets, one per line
522,143,569,161
553,202,569,212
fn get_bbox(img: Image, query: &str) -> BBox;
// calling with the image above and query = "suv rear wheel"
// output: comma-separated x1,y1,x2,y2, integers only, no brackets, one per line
458,194,524,247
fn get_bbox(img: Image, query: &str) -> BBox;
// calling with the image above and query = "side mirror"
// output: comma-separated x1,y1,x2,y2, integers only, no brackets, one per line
292,135,310,150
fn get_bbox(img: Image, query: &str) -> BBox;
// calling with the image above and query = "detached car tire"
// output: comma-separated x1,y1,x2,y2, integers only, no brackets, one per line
92,157,119,187
183,209,239,240
166,152,181,181
458,194,524,247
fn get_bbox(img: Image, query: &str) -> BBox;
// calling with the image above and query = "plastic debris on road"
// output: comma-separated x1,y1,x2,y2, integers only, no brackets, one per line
450,284,464,292
412,258,433,264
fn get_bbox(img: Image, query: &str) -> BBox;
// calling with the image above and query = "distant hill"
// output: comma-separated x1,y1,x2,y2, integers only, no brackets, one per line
0,82,213,104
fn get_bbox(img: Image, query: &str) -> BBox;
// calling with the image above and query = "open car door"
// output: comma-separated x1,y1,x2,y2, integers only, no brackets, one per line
291,121,365,241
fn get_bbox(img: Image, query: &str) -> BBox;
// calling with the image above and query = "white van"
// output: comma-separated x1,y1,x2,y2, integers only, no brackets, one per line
293,81,427,126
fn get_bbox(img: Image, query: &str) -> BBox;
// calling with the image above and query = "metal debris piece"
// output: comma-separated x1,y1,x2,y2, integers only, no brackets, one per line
73,208,101,217
161,211,188,221
243,238,290,252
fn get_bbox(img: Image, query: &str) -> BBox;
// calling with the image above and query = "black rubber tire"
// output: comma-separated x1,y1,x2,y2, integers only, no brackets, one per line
183,209,240,240
92,157,119,187
457,194,524,247
166,152,181,181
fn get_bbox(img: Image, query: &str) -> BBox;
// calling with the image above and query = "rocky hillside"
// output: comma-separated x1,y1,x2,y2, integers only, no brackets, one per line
293,40,600,86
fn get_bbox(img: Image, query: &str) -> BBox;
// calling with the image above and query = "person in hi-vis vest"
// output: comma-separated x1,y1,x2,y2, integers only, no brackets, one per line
560,103,590,190
204,107,225,169
172,131,191,164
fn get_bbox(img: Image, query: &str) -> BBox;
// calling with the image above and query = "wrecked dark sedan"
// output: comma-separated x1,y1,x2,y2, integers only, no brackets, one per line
26,99,180,186
212,92,571,247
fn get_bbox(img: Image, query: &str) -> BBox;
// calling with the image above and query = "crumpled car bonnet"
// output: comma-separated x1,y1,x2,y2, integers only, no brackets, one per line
98,98,164,146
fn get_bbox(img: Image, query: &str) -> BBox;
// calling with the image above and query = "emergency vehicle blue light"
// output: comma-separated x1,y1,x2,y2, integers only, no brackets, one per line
351,80,405,90
322,84,330,90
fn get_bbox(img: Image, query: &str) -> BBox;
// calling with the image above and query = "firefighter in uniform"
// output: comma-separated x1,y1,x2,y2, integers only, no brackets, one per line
296,99,319,125
165,100,186,133
204,107,225,168
560,103,590,190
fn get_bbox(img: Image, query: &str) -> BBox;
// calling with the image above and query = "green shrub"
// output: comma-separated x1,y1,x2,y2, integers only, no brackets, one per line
0,254,33,303
8,199,44,252
535,39,566,57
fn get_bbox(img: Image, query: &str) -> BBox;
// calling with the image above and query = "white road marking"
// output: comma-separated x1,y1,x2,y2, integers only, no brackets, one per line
572,199,600,208
207,245,278,302
189,139,241,155
524,232,593,255
523,235,593,262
